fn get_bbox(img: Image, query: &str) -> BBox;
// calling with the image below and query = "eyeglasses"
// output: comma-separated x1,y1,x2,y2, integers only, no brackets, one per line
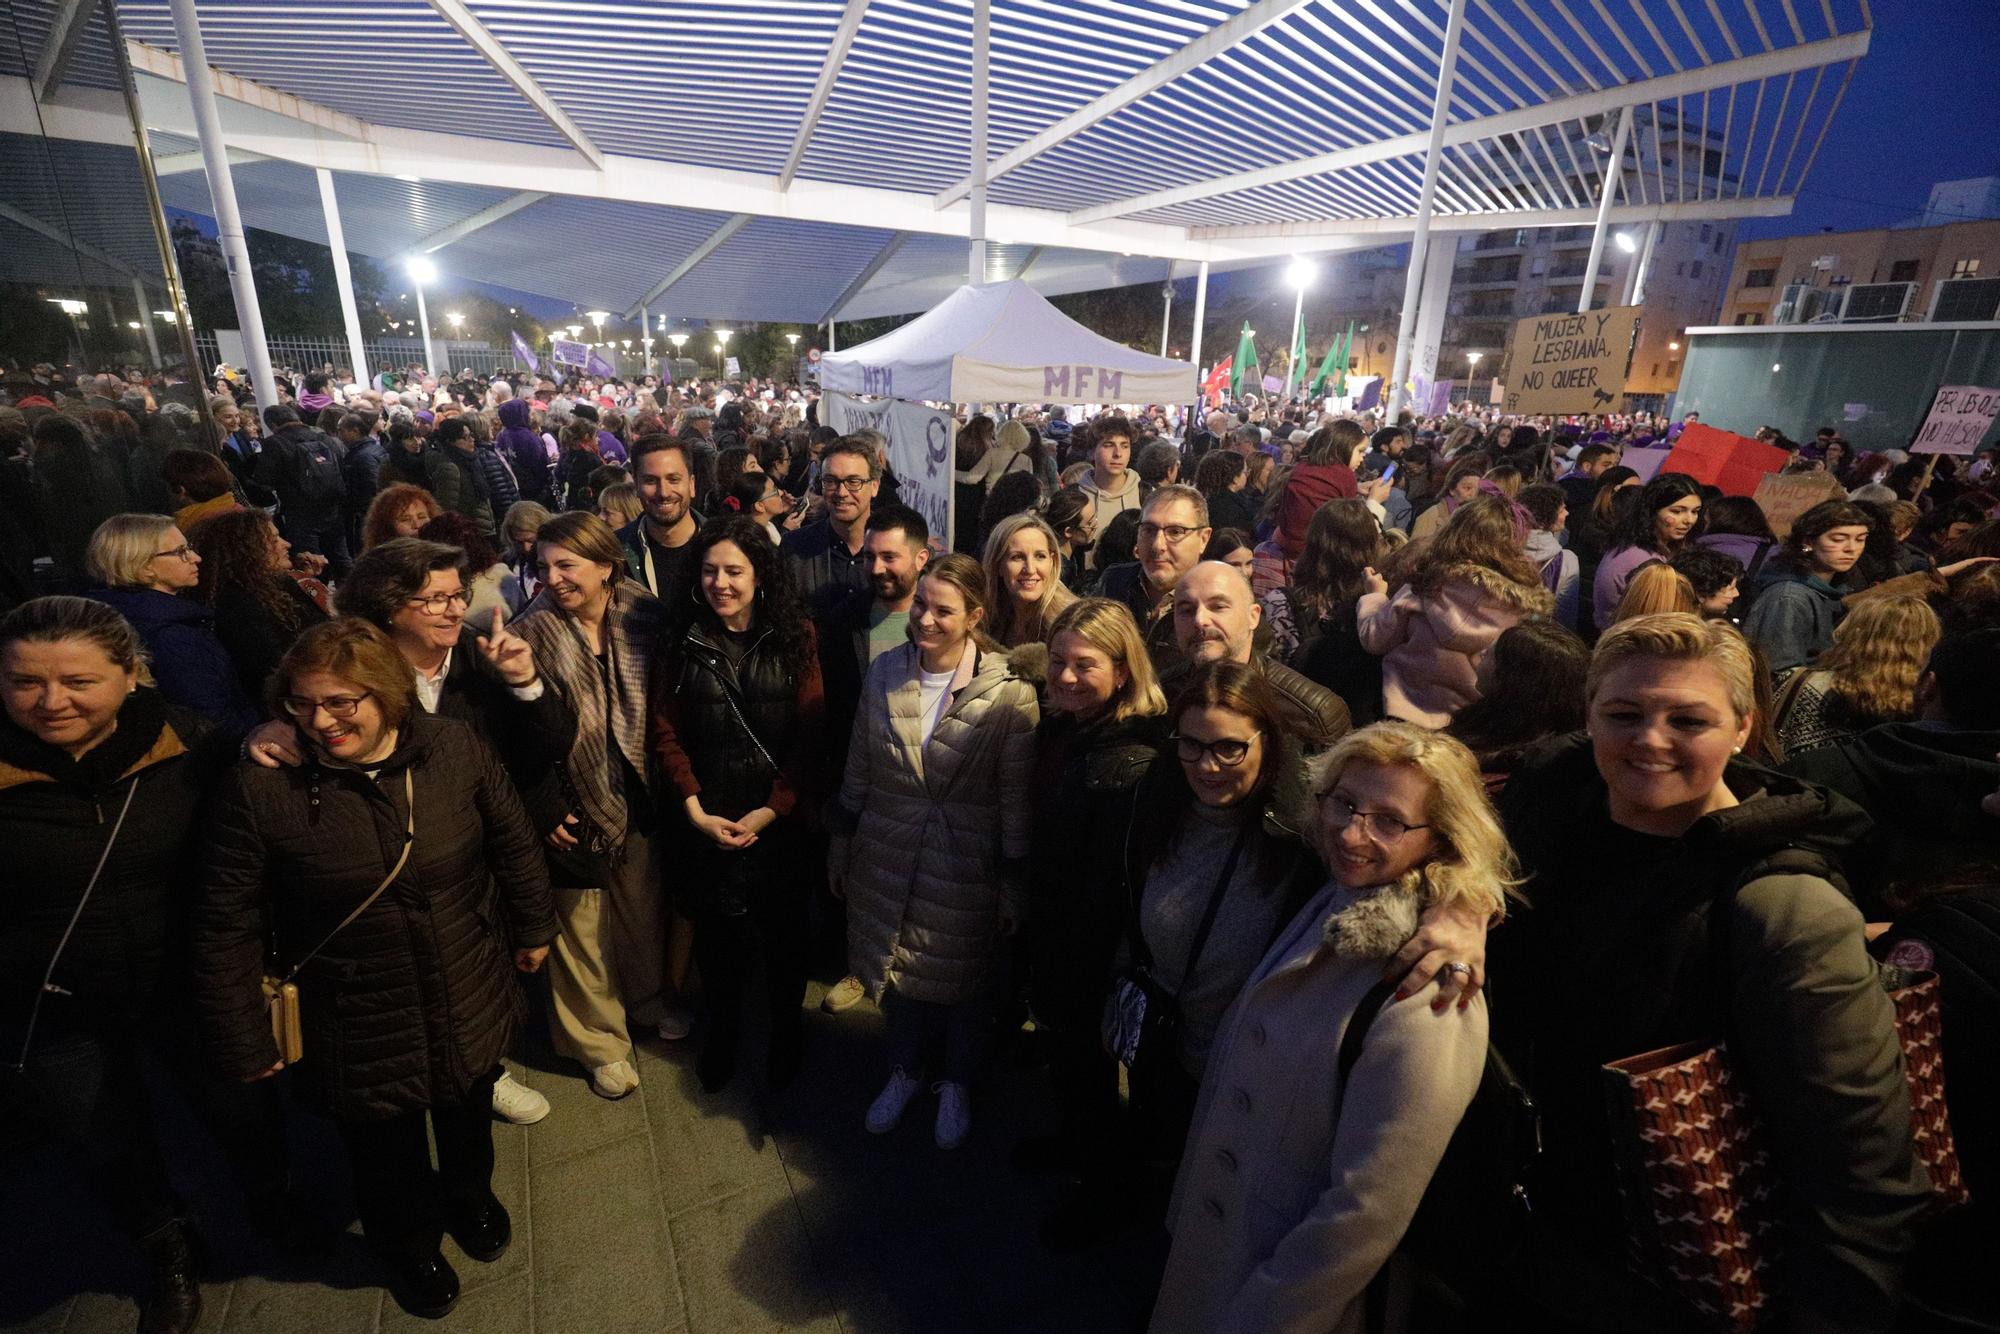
1138,522,1203,546
152,544,197,563
820,474,874,495
406,589,474,614
1171,732,1256,767
1318,791,1429,843
280,691,372,720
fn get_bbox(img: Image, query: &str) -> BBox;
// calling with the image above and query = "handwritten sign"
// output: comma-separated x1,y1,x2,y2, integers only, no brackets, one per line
1753,470,1847,540
1501,305,1641,415
1911,385,2000,456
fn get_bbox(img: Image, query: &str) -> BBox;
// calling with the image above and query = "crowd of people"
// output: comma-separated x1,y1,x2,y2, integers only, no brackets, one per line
2,355,1996,1334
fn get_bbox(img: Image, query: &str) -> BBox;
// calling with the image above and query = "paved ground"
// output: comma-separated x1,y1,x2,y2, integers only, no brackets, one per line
1,977,1166,1334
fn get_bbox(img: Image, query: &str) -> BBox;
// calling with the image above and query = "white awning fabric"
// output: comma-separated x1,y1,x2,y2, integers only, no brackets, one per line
819,280,1195,405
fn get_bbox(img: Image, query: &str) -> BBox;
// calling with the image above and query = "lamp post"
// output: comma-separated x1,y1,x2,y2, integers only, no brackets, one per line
784,331,800,379
405,256,440,374
1283,257,1317,399
1466,350,1483,407
714,329,734,378
585,310,609,346
668,332,688,378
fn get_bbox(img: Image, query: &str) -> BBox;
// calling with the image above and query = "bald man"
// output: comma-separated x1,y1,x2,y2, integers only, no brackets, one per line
1168,561,1349,749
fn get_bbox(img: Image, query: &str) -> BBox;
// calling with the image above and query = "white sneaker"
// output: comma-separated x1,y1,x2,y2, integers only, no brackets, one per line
865,1067,923,1134
490,1071,551,1125
656,1007,694,1042
821,975,866,1014
588,1060,639,1100
933,1081,971,1150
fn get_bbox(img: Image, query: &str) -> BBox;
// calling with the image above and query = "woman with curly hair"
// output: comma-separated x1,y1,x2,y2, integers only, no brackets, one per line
193,508,329,698
650,515,823,1094
1771,594,1942,757
1357,495,1555,728
362,483,445,552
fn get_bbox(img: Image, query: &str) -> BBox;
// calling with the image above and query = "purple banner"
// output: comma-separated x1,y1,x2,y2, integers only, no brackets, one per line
509,330,539,373
1354,376,1383,411
585,349,616,380
1428,380,1452,414
1261,374,1284,394
551,338,588,368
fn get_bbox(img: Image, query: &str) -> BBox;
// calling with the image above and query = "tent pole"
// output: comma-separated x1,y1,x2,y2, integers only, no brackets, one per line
1578,105,1635,314
1388,0,1466,418
968,0,990,286
1189,259,1209,380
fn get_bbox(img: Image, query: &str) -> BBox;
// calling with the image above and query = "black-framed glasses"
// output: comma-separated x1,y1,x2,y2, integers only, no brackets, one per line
280,691,372,720
407,589,474,614
1138,522,1203,546
820,474,874,495
1172,732,1256,767
1318,790,1429,843
152,544,197,563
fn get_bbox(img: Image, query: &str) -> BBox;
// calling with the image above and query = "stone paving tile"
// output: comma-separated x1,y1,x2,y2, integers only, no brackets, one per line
528,1130,684,1334
218,1265,382,1334
381,1266,531,1334
514,1055,653,1171
666,1176,841,1334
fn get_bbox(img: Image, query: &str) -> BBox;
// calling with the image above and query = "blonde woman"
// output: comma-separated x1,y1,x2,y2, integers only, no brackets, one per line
983,511,1076,649
1772,594,1941,757
595,481,644,532
1152,722,1510,1334
1607,561,1700,625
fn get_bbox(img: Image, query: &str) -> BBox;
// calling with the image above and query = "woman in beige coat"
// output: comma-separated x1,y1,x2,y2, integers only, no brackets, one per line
828,553,1038,1151
1151,722,1514,1334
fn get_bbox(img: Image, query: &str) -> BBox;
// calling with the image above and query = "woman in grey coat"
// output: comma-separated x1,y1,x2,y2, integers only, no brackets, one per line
1150,722,1510,1334
828,553,1038,1151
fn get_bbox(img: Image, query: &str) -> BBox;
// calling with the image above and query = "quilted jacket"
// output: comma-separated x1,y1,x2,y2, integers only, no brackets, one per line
193,714,556,1122
829,640,1038,1006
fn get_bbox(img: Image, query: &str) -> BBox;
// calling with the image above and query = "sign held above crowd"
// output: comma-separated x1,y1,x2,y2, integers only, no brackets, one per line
1500,305,1641,415
1911,385,2000,456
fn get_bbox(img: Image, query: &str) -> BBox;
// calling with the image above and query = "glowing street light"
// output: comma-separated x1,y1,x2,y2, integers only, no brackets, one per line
48,297,87,315
1614,231,1638,254
1282,258,1318,397
785,332,801,348
585,310,609,339
404,257,440,372
446,312,465,333
565,324,583,339
714,328,734,376
668,333,689,354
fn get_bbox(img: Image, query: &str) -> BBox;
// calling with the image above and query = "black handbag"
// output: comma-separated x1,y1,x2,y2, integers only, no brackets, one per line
1101,826,1249,1077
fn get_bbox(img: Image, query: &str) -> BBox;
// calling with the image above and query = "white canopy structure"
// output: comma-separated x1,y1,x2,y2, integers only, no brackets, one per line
820,280,1195,405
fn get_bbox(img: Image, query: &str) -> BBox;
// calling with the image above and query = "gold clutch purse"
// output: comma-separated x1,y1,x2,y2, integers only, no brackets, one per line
261,977,304,1064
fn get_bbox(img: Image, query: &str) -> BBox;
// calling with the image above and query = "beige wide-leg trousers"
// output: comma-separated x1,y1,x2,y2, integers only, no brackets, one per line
547,826,666,1068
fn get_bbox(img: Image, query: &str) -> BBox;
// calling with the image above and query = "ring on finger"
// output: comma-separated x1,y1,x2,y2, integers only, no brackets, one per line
1442,962,1473,979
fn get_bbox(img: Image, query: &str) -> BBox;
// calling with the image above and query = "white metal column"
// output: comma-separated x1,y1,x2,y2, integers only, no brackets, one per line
132,276,161,367
414,285,440,377
1387,0,1467,416
1577,106,1635,313
826,318,837,353
968,0,990,285
167,0,276,407
1188,260,1209,375
1629,221,1661,306
1283,284,1306,398
1160,265,1175,357
316,168,370,387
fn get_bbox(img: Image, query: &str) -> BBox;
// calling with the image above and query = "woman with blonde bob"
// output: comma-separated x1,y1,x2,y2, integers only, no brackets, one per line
983,511,1076,649
1490,613,1928,1330
1771,593,1941,756
1152,722,1509,1334
1607,561,1700,625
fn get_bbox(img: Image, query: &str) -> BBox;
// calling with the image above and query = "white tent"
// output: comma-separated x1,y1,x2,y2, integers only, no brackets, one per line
819,280,1195,405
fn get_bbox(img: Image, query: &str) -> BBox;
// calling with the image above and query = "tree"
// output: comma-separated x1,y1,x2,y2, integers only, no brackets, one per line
173,217,391,338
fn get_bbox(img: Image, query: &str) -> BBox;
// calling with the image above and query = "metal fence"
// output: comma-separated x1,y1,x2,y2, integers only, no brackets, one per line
192,333,518,378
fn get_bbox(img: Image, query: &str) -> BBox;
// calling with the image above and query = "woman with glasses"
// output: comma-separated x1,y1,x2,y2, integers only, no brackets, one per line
191,508,330,700
829,553,1038,1150
1151,722,1510,1334
194,618,556,1321
82,513,259,733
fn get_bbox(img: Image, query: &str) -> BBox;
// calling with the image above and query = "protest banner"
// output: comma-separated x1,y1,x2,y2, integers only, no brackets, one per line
551,338,588,368
1752,470,1847,539
1501,306,1641,415
1658,422,1788,496
824,391,957,552
509,331,539,373
1911,385,2000,456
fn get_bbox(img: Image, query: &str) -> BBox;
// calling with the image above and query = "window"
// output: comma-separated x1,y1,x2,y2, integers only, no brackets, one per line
1951,257,1982,279
1700,224,1712,242
1743,267,1777,288
1734,312,1764,326
1676,262,1686,277
1690,260,1704,279
1713,234,1725,255
1888,259,1920,283
1652,363,1661,376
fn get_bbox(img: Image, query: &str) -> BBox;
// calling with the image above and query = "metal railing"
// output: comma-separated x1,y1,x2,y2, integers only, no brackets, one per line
192,333,519,378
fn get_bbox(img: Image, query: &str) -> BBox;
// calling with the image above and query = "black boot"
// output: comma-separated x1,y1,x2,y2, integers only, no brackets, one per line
135,1218,203,1334
384,1251,460,1320
448,1200,512,1264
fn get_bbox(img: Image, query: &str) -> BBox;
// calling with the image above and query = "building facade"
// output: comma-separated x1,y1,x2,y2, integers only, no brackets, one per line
1718,218,2000,327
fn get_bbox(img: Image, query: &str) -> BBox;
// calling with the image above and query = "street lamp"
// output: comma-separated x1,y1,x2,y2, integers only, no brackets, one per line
405,256,440,373
48,298,87,362
1466,350,1484,404
585,310,609,341
1283,257,1317,398
446,312,464,339
1614,231,1638,254
565,324,583,340
668,333,689,368
714,328,734,377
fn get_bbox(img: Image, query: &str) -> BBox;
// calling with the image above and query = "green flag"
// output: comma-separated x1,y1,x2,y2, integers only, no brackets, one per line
1229,322,1256,398
1310,319,1353,397
1288,310,1308,395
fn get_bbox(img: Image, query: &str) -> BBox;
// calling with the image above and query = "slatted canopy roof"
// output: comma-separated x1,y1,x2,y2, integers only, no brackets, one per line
3,0,1872,324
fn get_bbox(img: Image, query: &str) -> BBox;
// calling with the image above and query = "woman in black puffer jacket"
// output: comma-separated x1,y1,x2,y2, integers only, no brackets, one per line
0,597,258,1334
193,618,555,1322
651,516,824,1096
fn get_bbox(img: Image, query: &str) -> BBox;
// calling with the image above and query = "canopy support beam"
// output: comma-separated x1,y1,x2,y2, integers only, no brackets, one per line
317,168,370,387
1388,0,1467,417
623,213,750,319
822,231,909,324
1577,105,1634,313
1629,220,1661,305
421,0,602,167
779,0,869,189
1189,259,1209,387
32,0,97,102
413,190,549,254
968,0,989,285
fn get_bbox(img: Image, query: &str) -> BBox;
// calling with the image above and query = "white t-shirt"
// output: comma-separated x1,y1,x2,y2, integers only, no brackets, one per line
917,665,956,748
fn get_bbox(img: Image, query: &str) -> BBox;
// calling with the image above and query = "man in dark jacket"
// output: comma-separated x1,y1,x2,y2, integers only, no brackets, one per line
493,397,551,505
261,405,350,575
617,437,699,604
1095,484,1212,673
1164,559,1349,748
337,411,388,544
423,417,496,536
783,436,878,618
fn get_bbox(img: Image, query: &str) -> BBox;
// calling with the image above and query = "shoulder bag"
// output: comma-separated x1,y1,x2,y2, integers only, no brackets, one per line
261,769,415,1065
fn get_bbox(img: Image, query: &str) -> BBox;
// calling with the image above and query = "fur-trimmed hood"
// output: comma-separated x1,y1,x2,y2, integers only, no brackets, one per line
1425,560,1556,617
1320,878,1426,960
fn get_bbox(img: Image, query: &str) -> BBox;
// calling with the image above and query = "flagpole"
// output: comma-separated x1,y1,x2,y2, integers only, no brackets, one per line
1284,285,1305,399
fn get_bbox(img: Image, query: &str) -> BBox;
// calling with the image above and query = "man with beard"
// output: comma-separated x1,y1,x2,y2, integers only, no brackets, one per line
617,437,699,606
1166,560,1349,749
812,502,930,1015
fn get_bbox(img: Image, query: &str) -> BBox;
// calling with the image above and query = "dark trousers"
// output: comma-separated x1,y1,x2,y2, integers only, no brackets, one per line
2,1004,288,1240
690,882,809,1073
885,988,990,1087
279,511,351,578
335,1067,500,1263
1047,1023,1120,1166
1125,1054,1202,1219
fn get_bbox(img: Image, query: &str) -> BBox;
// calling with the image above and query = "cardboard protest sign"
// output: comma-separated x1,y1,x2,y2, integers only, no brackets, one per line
1658,422,1788,497
1753,470,1847,540
1622,445,1671,483
1911,385,2000,456
1501,305,1641,414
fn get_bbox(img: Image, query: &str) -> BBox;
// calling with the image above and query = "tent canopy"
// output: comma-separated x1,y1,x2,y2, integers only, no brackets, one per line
819,280,1195,405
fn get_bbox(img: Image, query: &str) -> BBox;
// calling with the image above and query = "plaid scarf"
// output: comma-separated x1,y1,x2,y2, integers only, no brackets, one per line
513,577,663,851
